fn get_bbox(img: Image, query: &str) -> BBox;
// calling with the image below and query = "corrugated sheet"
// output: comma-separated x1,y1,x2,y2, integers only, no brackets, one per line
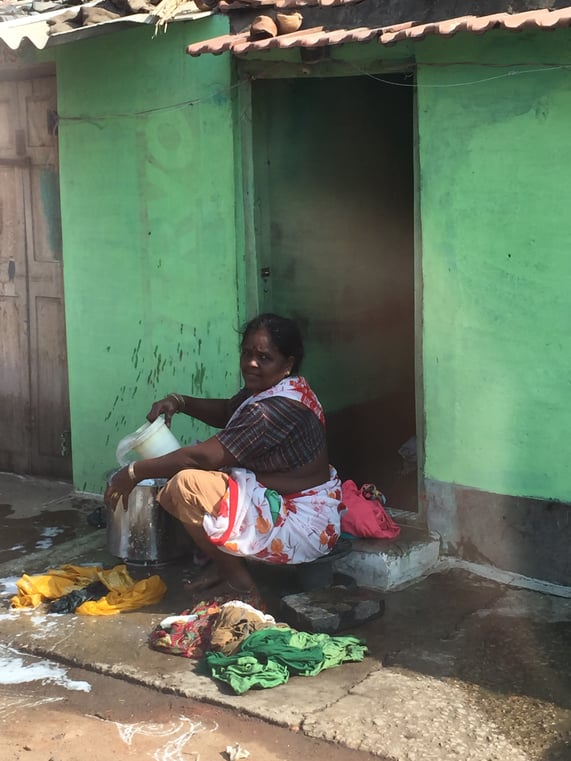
186,4,571,57
0,1,209,49
0,4,80,49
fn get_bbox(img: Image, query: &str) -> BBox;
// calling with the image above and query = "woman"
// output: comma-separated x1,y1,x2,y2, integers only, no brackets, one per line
105,314,342,597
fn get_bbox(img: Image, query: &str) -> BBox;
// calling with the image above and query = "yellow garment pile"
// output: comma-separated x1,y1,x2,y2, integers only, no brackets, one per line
10,563,166,615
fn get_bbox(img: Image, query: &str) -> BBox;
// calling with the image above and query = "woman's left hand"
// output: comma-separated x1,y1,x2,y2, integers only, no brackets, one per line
104,467,135,511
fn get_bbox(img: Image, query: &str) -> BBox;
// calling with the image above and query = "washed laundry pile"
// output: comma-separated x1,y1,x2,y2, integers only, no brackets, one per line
150,597,367,694
206,627,367,694
11,564,166,615
150,597,277,660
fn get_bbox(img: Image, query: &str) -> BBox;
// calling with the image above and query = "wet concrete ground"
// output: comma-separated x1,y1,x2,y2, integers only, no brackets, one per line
1,472,570,760
0,473,100,569
1,644,381,761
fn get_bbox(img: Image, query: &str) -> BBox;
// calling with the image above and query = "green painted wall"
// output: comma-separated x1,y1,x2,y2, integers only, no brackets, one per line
39,20,571,505
417,31,571,502
53,20,242,493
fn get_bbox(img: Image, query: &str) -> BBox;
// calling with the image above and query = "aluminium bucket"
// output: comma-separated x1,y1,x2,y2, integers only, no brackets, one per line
106,477,185,566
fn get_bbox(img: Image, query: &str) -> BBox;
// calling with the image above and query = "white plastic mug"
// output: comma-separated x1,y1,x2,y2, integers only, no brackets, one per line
115,416,181,466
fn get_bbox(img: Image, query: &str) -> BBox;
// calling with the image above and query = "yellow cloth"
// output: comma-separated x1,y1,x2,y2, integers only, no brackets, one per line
77,576,167,616
11,564,103,609
10,564,166,615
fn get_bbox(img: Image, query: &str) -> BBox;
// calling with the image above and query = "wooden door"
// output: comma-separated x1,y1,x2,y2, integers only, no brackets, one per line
0,75,71,479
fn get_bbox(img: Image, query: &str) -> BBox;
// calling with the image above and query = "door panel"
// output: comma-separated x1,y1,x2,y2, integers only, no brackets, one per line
31,165,63,260
0,163,30,472
0,76,70,479
35,296,68,460
0,84,17,154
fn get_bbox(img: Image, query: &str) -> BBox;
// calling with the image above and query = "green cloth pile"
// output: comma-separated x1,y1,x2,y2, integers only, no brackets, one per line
204,627,367,694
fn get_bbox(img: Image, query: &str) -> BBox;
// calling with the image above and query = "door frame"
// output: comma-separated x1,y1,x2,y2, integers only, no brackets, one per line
235,58,426,522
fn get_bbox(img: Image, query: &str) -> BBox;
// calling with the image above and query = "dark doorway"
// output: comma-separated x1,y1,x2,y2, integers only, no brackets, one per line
252,73,417,510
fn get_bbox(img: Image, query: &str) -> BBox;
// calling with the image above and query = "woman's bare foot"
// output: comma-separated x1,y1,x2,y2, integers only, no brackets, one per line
183,571,264,608
205,579,265,610
183,564,223,594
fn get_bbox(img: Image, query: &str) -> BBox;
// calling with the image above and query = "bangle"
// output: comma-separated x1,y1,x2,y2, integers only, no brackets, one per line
168,392,185,412
128,462,137,482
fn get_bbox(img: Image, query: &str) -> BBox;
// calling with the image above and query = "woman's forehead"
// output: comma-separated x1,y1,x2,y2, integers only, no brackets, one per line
242,328,274,349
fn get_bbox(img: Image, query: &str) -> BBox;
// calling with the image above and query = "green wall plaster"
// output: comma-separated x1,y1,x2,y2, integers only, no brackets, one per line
47,19,571,501
417,32,571,501
54,20,243,493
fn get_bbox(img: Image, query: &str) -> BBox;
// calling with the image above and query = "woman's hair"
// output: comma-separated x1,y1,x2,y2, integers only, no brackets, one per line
241,313,304,373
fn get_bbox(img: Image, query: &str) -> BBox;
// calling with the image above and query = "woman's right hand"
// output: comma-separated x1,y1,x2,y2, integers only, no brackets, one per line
146,395,180,428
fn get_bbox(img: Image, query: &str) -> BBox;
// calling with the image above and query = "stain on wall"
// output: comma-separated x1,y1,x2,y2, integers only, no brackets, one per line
426,479,571,585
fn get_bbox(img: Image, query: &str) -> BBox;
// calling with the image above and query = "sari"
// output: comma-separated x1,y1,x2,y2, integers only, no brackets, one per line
202,376,343,564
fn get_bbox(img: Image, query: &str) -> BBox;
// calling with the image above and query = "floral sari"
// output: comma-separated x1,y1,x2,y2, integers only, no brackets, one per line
202,377,343,564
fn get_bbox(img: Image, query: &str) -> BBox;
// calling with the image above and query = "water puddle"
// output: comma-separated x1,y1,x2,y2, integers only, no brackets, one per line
0,504,87,563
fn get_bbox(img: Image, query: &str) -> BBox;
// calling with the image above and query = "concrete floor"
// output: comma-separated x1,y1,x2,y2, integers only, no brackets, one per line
1,471,570,761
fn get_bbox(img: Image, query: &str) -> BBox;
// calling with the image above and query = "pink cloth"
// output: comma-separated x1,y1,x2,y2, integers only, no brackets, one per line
340,480,401,540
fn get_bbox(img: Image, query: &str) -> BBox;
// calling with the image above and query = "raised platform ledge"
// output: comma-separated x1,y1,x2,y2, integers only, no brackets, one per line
333,524,440,591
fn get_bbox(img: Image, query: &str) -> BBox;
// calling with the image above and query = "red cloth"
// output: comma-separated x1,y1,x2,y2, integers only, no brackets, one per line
149,598,223,659
340,480,401,540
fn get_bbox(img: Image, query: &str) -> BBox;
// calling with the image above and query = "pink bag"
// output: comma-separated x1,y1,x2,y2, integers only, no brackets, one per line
340,481,401,540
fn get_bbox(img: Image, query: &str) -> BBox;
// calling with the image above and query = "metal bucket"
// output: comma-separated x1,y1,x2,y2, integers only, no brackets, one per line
106,477,185,566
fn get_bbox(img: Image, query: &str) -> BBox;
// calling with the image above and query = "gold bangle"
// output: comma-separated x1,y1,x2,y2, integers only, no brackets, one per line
168,392,185,412
128,462,137,482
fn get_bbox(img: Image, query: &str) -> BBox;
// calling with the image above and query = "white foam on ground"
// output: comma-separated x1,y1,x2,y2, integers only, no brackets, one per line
35,526,64,550
0,645,91,692
0,576,19,596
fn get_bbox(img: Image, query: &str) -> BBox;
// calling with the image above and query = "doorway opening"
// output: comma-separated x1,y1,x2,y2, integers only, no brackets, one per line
252,72,418,511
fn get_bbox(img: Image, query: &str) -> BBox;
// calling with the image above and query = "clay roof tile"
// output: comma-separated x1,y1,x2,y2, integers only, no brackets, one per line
187,5,571,56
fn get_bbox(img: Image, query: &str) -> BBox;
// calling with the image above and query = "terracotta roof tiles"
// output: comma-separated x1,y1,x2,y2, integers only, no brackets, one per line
218,0,359,9
186,23,379,55
186,5,571,57
379,7,571,45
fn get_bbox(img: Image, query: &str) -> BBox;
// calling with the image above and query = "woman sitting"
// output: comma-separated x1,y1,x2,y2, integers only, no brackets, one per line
105,313,342,597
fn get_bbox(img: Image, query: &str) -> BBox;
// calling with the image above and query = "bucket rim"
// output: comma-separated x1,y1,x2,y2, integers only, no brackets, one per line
130,415,170,447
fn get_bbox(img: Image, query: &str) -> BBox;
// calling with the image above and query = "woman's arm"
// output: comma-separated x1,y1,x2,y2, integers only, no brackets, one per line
106,436,237,510
147,395,232,429
177,396,233,428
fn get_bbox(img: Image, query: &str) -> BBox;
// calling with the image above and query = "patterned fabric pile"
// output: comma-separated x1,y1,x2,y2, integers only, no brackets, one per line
150,597,367,694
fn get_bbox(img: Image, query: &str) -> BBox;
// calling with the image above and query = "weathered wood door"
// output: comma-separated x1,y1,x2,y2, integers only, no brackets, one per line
0,75,71,479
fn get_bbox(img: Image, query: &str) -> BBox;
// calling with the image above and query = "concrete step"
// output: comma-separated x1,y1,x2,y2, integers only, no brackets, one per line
333,524,440,591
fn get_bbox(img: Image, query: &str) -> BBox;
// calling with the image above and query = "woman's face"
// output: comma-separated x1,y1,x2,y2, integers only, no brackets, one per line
240,328,294,392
